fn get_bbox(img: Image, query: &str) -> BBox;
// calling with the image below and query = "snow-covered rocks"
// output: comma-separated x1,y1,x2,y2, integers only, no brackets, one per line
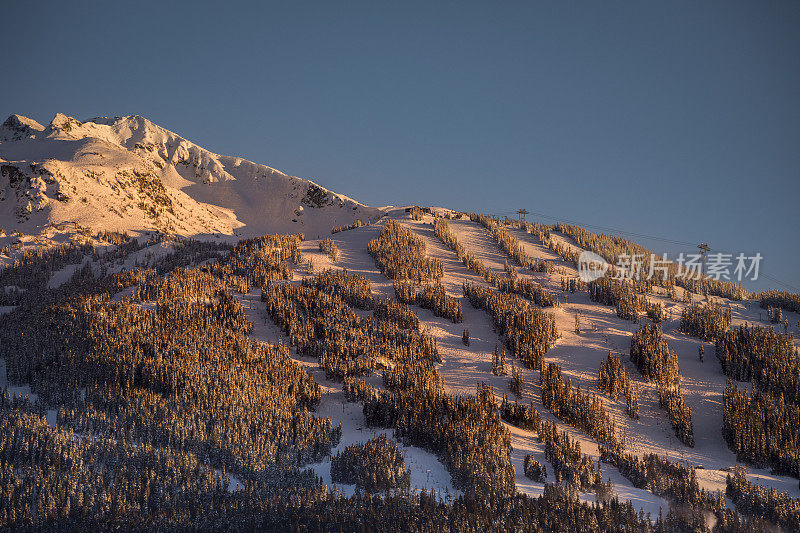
0,113,384,238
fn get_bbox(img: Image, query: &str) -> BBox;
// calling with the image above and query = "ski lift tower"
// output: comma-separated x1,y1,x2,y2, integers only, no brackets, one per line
698,243,711,276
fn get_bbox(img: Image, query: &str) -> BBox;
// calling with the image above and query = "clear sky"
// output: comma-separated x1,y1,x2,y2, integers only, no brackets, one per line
2,1,798,292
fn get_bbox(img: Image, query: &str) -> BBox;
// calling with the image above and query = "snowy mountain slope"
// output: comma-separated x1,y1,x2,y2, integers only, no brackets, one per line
0,113,382,238
4,199,799,522
296,211,800,515
3,114,799,524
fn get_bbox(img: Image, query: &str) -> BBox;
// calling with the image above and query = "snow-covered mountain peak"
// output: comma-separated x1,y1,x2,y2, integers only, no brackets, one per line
0,112,383,238
0,115,45,142
47,112,82,133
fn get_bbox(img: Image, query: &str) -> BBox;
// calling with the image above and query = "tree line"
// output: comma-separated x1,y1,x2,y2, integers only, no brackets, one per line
395,280,463,323
319,238,339,261
330,434,410,492
597,352,639,419
760,289,800,315
726,466,800,532
463,282,559,370
331,213,385,234
629,324,694,446
723,380,800,480
539,421,606,493
433,218,558,308
540,363,621,452
716,323,799,404
680,303,732,342
345,379,516,499
262,280,440,380
556,223,750,301
524,455,547,482
588,276,661,323
599,445,745,529
368,221,444,282
713,320,800,478
470,214,554,274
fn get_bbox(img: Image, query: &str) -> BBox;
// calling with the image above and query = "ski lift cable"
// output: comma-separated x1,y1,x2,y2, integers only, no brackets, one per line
489,209,799,292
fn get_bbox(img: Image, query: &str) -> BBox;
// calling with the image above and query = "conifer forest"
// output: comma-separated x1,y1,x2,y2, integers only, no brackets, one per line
0,208,797,532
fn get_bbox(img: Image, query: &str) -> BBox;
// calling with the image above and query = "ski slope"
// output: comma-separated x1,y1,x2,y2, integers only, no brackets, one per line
292,208,800,517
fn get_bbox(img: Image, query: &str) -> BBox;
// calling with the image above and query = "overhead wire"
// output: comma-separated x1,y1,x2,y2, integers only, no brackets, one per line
487,208,798,292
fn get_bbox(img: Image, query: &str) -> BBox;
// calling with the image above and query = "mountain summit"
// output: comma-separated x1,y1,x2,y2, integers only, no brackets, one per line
0,113,381,237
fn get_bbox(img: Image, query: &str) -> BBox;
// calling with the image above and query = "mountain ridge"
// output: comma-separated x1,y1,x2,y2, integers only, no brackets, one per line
0,113,383,238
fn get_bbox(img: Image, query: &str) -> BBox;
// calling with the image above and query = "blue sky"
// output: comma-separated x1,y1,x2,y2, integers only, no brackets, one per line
2,1,798,292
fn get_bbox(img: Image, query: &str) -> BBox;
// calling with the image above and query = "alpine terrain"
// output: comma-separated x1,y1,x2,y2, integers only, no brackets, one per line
0,114,799,532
